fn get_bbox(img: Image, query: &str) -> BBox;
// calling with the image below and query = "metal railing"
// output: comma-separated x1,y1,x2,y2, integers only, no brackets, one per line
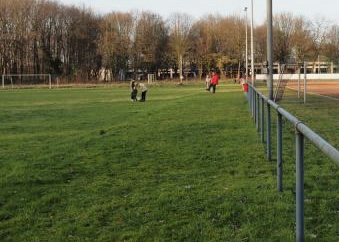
247,84,339,242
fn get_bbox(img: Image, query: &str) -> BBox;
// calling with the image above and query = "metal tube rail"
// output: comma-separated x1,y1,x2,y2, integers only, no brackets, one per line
248,83,339,242
254,86,339,164
297,123,339,166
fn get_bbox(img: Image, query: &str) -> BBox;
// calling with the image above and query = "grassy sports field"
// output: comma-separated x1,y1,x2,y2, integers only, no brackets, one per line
1,82,339,241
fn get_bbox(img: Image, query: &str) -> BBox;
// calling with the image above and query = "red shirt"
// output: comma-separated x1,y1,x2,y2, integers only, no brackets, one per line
211,74,219,85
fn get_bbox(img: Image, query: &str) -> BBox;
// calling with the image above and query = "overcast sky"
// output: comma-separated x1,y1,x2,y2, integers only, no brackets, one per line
55,0,339,25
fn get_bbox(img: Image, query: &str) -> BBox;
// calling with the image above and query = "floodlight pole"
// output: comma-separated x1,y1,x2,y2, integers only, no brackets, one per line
304,62,307,104
244,7,248,81
250,0,254,86
267,0,273,100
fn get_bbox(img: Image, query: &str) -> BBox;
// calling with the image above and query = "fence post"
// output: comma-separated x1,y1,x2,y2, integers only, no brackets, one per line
266,103,272,161
277,112,283,191
249,87,251,110
261,97,265,143
251,88,254,118
256,93,259,131
298,66,301,99
253,90,257,123
296,131,305,242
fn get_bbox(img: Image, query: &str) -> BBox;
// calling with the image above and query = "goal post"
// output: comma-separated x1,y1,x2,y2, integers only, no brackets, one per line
147,74,156,84
2,74,52,89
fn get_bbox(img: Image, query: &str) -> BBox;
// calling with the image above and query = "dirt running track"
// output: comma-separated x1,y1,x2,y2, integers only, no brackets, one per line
287,81,339,100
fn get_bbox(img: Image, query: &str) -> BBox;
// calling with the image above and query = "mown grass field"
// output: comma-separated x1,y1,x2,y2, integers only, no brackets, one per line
1,82,339,241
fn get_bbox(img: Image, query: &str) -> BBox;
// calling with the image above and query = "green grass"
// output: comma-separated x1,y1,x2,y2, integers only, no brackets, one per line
1,83,339,241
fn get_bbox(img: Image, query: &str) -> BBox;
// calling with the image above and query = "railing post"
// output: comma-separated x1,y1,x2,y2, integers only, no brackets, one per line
296,131,305,242
248,86,252,107
256,93,259,131
266,103,272,161
253,88,256,120
252,87,255,120
277,112,283,191
261,97,265,143
251,88,254,118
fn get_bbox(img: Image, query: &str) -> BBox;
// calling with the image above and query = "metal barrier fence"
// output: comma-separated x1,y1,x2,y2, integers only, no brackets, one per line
247,84,339,242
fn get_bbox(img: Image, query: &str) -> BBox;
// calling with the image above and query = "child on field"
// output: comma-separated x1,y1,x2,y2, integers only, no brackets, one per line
205,74,211,90
210,71,219,93
130,80,138,101
139,82,148,102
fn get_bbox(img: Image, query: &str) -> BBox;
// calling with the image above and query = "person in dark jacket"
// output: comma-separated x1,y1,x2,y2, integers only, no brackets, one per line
130,80,138,101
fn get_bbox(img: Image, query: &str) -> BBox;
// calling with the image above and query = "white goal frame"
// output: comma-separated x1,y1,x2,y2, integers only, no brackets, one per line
147,74,156,84
2,74,52,89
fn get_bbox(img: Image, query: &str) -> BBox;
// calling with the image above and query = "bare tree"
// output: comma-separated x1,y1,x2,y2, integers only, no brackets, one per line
191,15,246,78
190,18,214,78
290,16,313,62
99,11,134,81
323,24,339,65
2,0,339,82
131,11,168,80
308,17,331,65
273,13,296,63
220,15,245,78
167,13,194,82
254,24,267,63
0,0,101,81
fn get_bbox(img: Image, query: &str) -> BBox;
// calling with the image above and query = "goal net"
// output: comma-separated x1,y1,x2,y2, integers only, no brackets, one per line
2,74,52,89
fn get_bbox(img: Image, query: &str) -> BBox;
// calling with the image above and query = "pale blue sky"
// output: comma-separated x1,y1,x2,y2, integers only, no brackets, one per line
55,0,339,25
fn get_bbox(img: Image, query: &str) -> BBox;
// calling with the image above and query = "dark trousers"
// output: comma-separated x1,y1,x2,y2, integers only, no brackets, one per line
141,91,147,101
211,84,216,93
131,89,137,101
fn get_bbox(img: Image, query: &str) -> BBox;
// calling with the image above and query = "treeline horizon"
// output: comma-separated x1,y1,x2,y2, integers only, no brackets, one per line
1,0,339,81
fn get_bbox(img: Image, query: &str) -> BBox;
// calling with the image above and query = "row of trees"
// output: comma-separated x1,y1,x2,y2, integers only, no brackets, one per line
1,0,339,81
